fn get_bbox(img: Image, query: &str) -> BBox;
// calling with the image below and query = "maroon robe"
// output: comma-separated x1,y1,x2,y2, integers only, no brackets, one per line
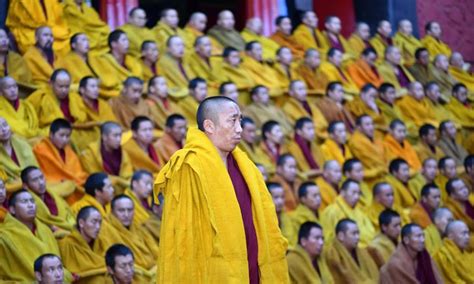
59,97,75,123
42,191,59,216
101,143,122,176
294,134,319,170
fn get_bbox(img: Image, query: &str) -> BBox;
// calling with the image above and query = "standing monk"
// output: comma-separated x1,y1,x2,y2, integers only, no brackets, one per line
154,96,289,283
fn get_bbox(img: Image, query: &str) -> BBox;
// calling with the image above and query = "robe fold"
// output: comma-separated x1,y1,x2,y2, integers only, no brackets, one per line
319,61,359,95
0,95,41,139
272,62,302,92
320,138,353,166
0,51,36,89
157,53,193,98
294,63,328,95
240,55,283,97
421,35,452,58
315,177,339,211
242,102,293,137
30,187,75,232
80,97,118,147
433,238,474,283
409,202,433,229
366,201,410,229
445,98,474,129
119,23,156,58
449,65,474,92
214,61,255,94
377,99,405,127
270,174,301,212
22,46,56,87
377,61,415,95
177,96,199,127
287,138,324,174
369,233,397,264
109,96,154,130
122,138,162,174
346,97,387,136
281,97,328,140
99,53,143,82
145,95,183,130
444,197,474,232
347,58,384,88
431,67,458,96
316,97,355,131
393,32,422,67
385,174,416,210
383,134,421,172
287,245,334,284
207,25,246,51
347,33,371,58
395,94,439,131
408,63,434,85
286,204,319,248
186,51,219,89
152,22,186,52
415,143,445,166
321,31,352,56
238,140,274,173
293,25,327,53
182,25,223,56
348,130,386,184
153,127,289,283
424,224,443,255
241,28,280,61
369,33,392,64
270,30,305,60
437,136,468,168
123,188,161,242
154,132,182,163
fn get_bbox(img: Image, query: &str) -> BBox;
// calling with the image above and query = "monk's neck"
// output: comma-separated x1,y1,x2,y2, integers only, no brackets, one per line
74,50,88,61
32,190,45,201
404,244,419,260
328,32,339,40
1,139,12,153
135,139,150,152
218,150,230,167
142,58,156,69
265,140,279,151
82,96,98,109
111,50,125,65
79,230,94,245
19,219,35,232
0,52,6,64
102,143,117,153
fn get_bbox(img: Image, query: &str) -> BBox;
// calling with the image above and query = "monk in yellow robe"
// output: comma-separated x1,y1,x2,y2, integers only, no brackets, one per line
316,82,355,131
414,124,446,163
384,119,422,172
270,16,305,60
423,82,458,124
321,122,353,165
207,10,246,51
154,114,186,163
378,46,415,96
410,184,441,229
294,49,328,95
138,41,159,82
431,54,458,96
6,0,70,55
238,117,274,172
272,47,302,92
320,16,353,58
445,178,474,232
393,20,422,67
370,20,393,64
343,159,374,210
178,77,207,126
446,83,474,129
153,97,289,283
421,21,452,57
241,18,280,61
214,47,255,97
153,8,186,52
438,121,469,167
0,178,7,221
376,83,405,127
0,76,41,140
449,52,474,92
408,47,435,85
434,220,474,283
380,223,443,283
369,209,401,264
259,121,287,166
347,48,384,89
62,0,109,55
186,36,219,91
271,154,303,211
325,219,379,282
319,49,359,96
436,157,459,202
347,22,372,58
287,222,334,284
182,12,223,56
425,208,454,255
367,182,410,229
293,11,327,53
316,160,342,211
386,158,418,209
119,8,156,58
23,27,57,87
408,157,439,200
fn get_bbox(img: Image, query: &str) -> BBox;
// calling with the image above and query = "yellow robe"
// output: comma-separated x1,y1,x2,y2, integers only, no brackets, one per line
119,23,157,58
346,58,384,89
287,245,334,284
281,97,328,141
214,61,255,92
30,188,75,234
22,46,55,87
293,24,327,53
270,174,302,212
287,138,324,174
366,201,410,229
241,28,280,61
369,34,391,64
270,30,305,60
62,0,109,55
385,174,416,210
424,224,443,255
449,65,474,92
408,63,434,85
347,33,370,58
80,97,118,147
424,97,458,126
157,53,194,98
294,63,328,95
414,142,445,165
325,238,379,283
377,99,405,128
122,138,162,174
408,172,430,201
238,140,274,173
0,95,40,139
320,138,353,166
154,132,182,164
152,21,186,52
383,134,422,172
321,195,376,247
241,55,283,97
369,233,397,264
153,127,289,283
393,32,422,67
108,96,154,130
177,95,199,127
186,51,219,89
445,98,474,129
123,188,161,242
242,102,293,137
99,53,143,82
272,62,302,92
395,94,439,132
319,61,359,95
0,51,36,89
286,204,320,248
6,0,71,55
321,31,352,57
182,25,223,56
409,202,433,229
421,35,452,57
346,97,387,137
207,25,246,51
146,95,184,130
434,238,474,284
445,197,474,232
377,61,415,95
315,177,339,211
431,67,458,97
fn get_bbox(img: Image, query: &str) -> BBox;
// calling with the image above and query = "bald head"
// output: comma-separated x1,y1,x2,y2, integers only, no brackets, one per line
246,18,263,35
0,76,19,102
196,96,238,131
434,54,449,71
445,220,470,250
449,52,464,68
35,26,54,49
398,19,413,35
128,8,147,27
377,20,392,37
355,22,370,40
218,10,235,30
432,207,454,235
0,28,9,52
188,12,207,32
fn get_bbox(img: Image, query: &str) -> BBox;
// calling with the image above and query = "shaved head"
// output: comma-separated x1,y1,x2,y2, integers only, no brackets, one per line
323,160,339,171
445,220,470,249
101,121,122,136
196,96,238,131
188,12,207,32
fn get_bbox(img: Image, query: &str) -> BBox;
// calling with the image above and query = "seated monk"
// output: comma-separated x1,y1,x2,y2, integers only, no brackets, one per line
319,49,359,96
22,27,57,87
316,160,342,210
6,0,70,55
33,119,88,202
109,77,154,130
182,12,222,56
34,253,67,283
343,158,373,209
393,19,422,67
461,155,474,194
154,114,186,163
186,36,219,91
207,10,245,51
286,182,322,247
383,119,422,172
369,20,393,64
347,47,384,89
260,120,287,166
123,116,163,175
56,33,121,98
347,22,372,58
408,48,434,85
153,9,185,52
139,41,159,82
409,158,440,200
157,36,194,98
434,220,474,283
316,82,355,132
445,178,474,232
120,8,156,59
369,209,402,264
178,77,207,126
431,54,458,97
293,11,326,53
80,122,133,189
348,115,387,185
243,85,293,137
436,157,459,202
321,16,352,57
21,166,75,235
321,121,353,165
438,120,468,167
378,46,415,96
215,47,255,97
287,117,324,177
379,223,443,283
386,158,417,209
325,219,379,282
270,16,305,60
415,124,446,163
287,222,334,283
0,29,36,90
241,18,279,61
446,83,474,129
238,117,273,171
105,244,147,283
145,76,183,130
425,208,455,255
273,47,302,91
421,21,452,58
294,48,328,95
424,82,458,124
366,182,409,229
0,76,41,141
449,52,474,92
219,81,243,106
0,117,39,193
376,83,404,125
62,0,109,55
0,178,7,220
410,184,441,229
281,80,328,140
270,154,303,212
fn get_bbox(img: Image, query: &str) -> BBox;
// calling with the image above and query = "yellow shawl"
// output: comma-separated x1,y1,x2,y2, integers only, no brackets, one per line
0,95,40,139
287,245,334,284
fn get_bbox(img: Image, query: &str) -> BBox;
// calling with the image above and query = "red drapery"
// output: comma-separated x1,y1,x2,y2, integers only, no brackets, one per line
246,0,279,36
100,0,138,29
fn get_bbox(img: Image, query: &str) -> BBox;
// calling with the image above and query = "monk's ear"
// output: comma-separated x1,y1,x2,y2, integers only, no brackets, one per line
35,271,42,282
8,206,15,216
106,265,114,276
203,119,215,134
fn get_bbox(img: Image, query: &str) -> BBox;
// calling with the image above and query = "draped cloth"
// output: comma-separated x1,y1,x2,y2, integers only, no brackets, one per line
0,96,40,139
434,238,474,283
286,245,334,284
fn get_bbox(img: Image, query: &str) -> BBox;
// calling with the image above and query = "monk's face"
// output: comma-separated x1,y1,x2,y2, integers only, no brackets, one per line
329,50,343,67
301,185,321,212
449,222,470,250
96,177,115,205
25,169,47,196
435,55,449,71
0,29,9,53
218,11,235,30
339,223,360,250
278,17,292,35
301,227,324,258
10,191,36,223
36,27,54,49
50,127,72,150
391,124,406,143
123,82,143,104
436,211,454,234
132,174,153,200
398,20,412,35
296,121,315,142
380,86,396,104
130,9,147,27
325,17,341,34
35,256,64,284
362,52,377,66
79,78,99,100
191,82,208,102
149,77,168,99
168,37,185,58
207,102,242,153
425,84,440,102
71,33,90,54
323,162,342,185
428,22,442,38
451,180,470,202
422,129,437,146
112,34,129,55
442,121,457,139
0,77,19,101
417,50,430,65
386,48,401,65
0,118,12,142
450,53,464,68
264,124,284,145
409,82,424,100
109,254,134,284
290,81,308,102
277,48,292,65
342,182,360,208
248,18,263,35
103,127,122,150
79,210,102,240
247,43,263,62
328,84,344,103
302,11,318,29
241,122,257,144
278,157,297,182
162,9,179,28
394,163,410,183
142,43,159,63
168,118,187,143
377,21,392,37
375,184,394,208
190,14,207,31
113,198,134,227
422,159,438,181
403,226,425,252
225,51,241,67
133,120,153,146
358,116,374,138
356,23,370,40
422,188,441,210
382,216,401,241
270,186,285,213
195,37,212,58
346,162,364,182
331,123,347,145
251,87,269,105
0,180,6,204
453,86,468,104
441,159,457,179
51,73,71,100
222,83,239,102
361,87,377,105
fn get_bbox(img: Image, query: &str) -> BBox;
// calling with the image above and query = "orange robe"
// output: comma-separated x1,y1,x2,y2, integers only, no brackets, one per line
409,202,433,229
153,132,182,163
316,97,355,131
346,58,384,88
320,138,353,166
122,138,162,174
270,30,305,60
383,134,422,172
109,96,155,130
294,63,328,95
270,174,302,212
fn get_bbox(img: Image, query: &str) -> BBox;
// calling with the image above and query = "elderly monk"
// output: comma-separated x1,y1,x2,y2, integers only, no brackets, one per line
56,33,122,98
273,47,302,91
0,29,35,90
295,48,328,95
343,158,373,209
326,219,379,282
369,209,401,264
293,11,326,53
270,16,305,59
378,46,415,95
393,19,422,67
348,115,387,185
271,154,302,211
153,96,288,283
421,21,452,57
445,178,474,231
80,122,133,189
243,85,292,136
347,22,372,57
438,120,468,167
449,52,474,92
446,83,474,129
366,182,408,228
287,222,334,283
62,0,109,55
238,117,273,171
410,184,441,229
321,16,351,56
119,8,156,58
431,54,458,96
33,119,87,201
139,41,159,82
316,82,355,131
34,254,66,284
320,49,358,96
347,47,384,89
153,9,184,49
0,76,41,140
178,77,207,126
370,20,393,64
380,223,443,283
386,158,417,209
154,114,186,163
321,121,353,165
123,116,162,174
426,207,454,255
414,124,445,163
434,220,474,283
259,120,286,165
23,27,57,87
145,76,183,129
316,160,342,210
383,119,421,171
182,12,222,55
109,77,153,130
376,83,404,125
187,36,219,90
241,18,279,61
207,10,245,51
216,47,255,94
287,117,324,177
282,80,328,140
408,48,433,85
436,157,458,201
6,0,70,55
